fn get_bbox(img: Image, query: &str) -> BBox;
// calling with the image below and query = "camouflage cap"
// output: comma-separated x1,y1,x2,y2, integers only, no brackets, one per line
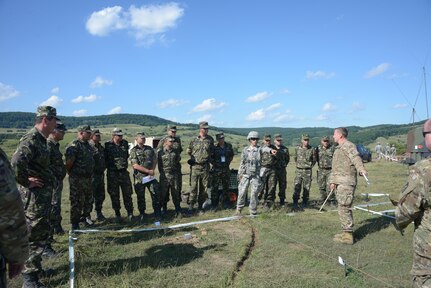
77,125,92,132
216,133,224,140
301,134,310,140
55,121,67,131
167,125,177,131
264,134,271,140
112,128,123,136
36,105,59,119
274,133,282,140
136,132,146,138
322,136,330,141
199,121,209,129
92,129,100,135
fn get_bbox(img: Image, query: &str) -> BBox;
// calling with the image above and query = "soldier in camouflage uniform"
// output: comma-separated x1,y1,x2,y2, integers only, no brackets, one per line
329,127,367,245
206,133,234,210
259,134,277,210
65,125,95,230
236,131,277,216
105,128,134,221
158,136,182,217
89,129,107,221
11,106,58,287
157,125,183,204
392,119,431,287
0,147,29,288
316,136,336,206
130,132,161,220
187,121,214,214
273,133,290,207
293,134,317,210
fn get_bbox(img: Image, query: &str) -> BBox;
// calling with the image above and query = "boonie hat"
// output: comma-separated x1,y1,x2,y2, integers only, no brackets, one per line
36,106,59,119
77,125,92,132
302,134,310,140
216,133,224,140
199,121,209,129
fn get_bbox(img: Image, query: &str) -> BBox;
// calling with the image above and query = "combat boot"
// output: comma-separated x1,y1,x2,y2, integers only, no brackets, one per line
96,210,106,221
71,223,80,230
22,272,46,288
115,210,122,223
234,208,243,217
291,199,300,212
54,225,65,235
333,231,354,245
279,198,285,208
202,199,212,210
127,211,134,222
301,199,308,210
187,203,195,215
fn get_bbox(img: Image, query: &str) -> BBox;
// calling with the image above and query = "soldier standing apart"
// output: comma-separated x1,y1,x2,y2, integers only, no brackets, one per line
316,136,336,206
11,105,57,287
259,134,277,211
292,134,317,211
187,121,214,214
392,119,431,287
329,127,367,245
130,132,161,220
65,125,95,230
89,129,107,221
385,143,390,160
375,142,382,160
273,133,289,207
206,133,234,210
390,144,396,160
0,148,29,288
236,131,277,216
158,137,182,217
157,125,183,206
104,128,134,222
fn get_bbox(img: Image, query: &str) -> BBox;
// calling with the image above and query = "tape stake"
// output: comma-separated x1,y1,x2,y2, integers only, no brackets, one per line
338,256,347,276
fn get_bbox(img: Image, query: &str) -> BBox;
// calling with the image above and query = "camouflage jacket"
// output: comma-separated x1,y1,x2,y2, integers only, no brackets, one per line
157,135,183,155
328,140,365,186
261,144,277,168
274,144,290,169
212,142,234,170
294,145,316,169
90,141,106,175
238,145,272,178
65,138,95,176
130,144,156,179
394,158,431,276
0,148,29,264
47,137,66,180
187,135,215,165
317,144,335,169
105,139,129,171
158,147,180,177
11,127,54,187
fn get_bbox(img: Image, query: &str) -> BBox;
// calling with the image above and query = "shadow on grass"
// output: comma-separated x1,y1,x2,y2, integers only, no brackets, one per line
355,216,393,242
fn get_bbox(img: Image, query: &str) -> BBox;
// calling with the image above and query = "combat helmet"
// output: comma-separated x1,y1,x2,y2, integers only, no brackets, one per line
247,131,259,140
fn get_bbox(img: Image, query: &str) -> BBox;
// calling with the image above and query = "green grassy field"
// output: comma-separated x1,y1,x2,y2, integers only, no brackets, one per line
7,156,414,288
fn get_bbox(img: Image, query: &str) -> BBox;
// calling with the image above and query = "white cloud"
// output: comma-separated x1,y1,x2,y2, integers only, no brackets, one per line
393,103,408,109
73,109,87,117
246,91,271,103
316,114,329,121
157,98,188,108
0,82,20,101
306,70,336,80
364,63,390,79
266,103,282,111
108,106,122,114
40,95,63,107
322,102,336,112
246,109,265,121
191,98,226,113
197,114,212,123
71,94,100,104
51,87,60,94
90,76,113,88
86,3,184,46
350,102,365,113
273,110,295,123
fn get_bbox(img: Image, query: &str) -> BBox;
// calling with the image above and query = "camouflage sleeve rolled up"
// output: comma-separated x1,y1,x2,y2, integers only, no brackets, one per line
0,149,29,264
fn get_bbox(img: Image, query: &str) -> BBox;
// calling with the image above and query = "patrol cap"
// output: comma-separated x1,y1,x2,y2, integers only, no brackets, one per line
322,136,329,141
36,106,59,119
302,134,310,140
77,125,92,132
55,121,67,131
216,133,224,140
274,133,282,140
92,129,100,136
112,128,123,136
264,134,271,140
167,125,177,131
199,121,209,129
136,132,146,138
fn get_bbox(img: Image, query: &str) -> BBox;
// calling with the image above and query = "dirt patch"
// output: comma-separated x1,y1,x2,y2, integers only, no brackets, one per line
229,224,257,285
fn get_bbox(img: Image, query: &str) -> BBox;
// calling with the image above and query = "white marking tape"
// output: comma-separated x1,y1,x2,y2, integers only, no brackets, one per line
353,206,396,219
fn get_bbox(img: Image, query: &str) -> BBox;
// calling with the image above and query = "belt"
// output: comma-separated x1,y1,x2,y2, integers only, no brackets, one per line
319,167,332,170
296,167,311,170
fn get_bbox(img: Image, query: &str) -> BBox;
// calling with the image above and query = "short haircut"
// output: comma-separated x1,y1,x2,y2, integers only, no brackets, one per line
335,127,348,138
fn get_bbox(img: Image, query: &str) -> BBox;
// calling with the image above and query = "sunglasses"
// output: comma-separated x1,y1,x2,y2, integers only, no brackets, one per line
250,138,259,141
423,131,431,137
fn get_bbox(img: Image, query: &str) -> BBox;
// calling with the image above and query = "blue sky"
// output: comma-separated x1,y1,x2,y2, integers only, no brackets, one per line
1,0,430,128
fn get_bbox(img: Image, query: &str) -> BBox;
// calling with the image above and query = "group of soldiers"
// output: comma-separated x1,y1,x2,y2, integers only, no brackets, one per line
375,142,397,160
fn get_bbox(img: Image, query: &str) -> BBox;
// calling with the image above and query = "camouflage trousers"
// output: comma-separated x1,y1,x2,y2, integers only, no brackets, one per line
237,175,263,214
134,179,160,215
317,169,335,201
189,164,209,207
50,178,63,229
293,168,312,202
19,184,53,274
275,167,287,201
107,170,134,214
176,163,183,196
411,224,431,286
413,275,431,288
334,184,355,232
160,173,180,209
92,173,105,212
69,176,93,224
208,168,231,205
259,167,277,203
